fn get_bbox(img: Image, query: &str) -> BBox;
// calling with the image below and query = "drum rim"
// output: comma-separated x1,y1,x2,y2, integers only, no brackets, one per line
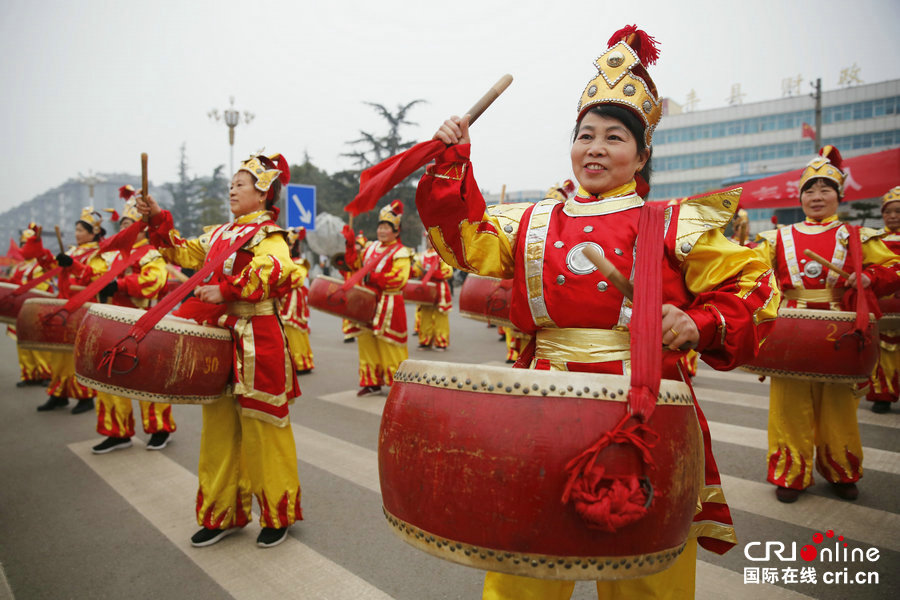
395,360,693,405
382,507,686,581
740,364,872,384
313,275,377,296
85,304,233,340
75,374,223,404
0,282,55,297
777,307,876,322
457,310,514,329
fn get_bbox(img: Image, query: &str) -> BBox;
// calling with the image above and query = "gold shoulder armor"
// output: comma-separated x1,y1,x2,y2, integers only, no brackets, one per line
674,188,742,260
755,229,779,248
859,226,886,243
487,202,532,247
394,245,416,260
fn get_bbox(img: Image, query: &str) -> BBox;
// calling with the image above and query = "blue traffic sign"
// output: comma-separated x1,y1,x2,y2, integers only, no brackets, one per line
286,183,316,231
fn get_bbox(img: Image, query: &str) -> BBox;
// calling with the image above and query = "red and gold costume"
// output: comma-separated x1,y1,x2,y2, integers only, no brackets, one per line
147,156,303,532
4,227,51,383
280,249,315,372
345,202,413,388
411,247,453,349
95,215,176,439
868,186,900,410
755,153,900,492
414,27,780,599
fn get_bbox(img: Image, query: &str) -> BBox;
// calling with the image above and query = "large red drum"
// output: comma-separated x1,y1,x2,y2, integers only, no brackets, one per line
0,282,54,325
74,304,233,404
16,298,92,352
402,279,439,305
878,293,900,331
458,274,514,328
379,360,703,581
742,308,878,383
308,275,376,326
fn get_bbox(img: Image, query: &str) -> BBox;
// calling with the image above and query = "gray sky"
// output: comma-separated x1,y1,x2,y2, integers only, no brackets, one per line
2,0,899,213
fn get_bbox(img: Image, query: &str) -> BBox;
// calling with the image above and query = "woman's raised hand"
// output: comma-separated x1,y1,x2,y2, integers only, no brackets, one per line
134,192,161,218
433,115,471,146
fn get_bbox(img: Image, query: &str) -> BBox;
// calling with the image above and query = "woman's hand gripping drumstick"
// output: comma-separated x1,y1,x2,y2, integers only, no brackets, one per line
803,249,871,288
581,245,698,351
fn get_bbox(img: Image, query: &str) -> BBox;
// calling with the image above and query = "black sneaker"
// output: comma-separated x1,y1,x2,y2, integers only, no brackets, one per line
91,437,133,454
15,380,27,388
871,401,891,414
146,432,170,451
36,396,68,412
256,527,289,548
190,527,236,548
297,369,313,375
71,398,94,415
356,385,382,397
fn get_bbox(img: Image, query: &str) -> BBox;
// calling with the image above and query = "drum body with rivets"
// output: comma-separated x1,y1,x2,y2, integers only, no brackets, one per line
0,282,55,325
458,274,514,328
74,304,233,404
378,360,703,581
402,279,439,305
741,308,878,383
308,275,376,327
16,298,92,352
878,293,900,331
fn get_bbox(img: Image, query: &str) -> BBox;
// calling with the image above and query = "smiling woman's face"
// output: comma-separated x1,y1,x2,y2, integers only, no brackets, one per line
570,112,648,196
800,179,839,221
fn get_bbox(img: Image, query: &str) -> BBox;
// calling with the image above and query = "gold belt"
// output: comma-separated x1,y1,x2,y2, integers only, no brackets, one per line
225,300,276,317
535,327,631,367
783,288,843,303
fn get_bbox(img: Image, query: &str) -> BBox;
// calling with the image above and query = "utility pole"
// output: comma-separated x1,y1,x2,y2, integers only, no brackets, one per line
811,77,822,149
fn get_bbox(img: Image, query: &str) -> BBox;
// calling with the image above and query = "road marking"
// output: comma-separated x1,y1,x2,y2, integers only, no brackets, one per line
0,562,13,600
318,390,386,416
707,420,900,475
68,439,393,600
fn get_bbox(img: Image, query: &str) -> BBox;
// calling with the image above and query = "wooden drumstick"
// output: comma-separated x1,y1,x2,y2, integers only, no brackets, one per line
803,249,851,279
582,245,634,300
465,74,513,126
141,153,149,222
54,226,65,253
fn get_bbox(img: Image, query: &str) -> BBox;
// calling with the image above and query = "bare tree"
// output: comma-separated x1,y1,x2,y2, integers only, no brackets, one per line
342,100,427,170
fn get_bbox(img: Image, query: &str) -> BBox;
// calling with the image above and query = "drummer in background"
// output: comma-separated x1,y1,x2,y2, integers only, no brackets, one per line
341,200,413,396
279,226,315,374
135,151,303,549
755,148,900,503
90,192,176,454
416,26,779,599
866,185,900,414
337,230,368,343
411,238,453,351
4,223,52,388
24,208,106,414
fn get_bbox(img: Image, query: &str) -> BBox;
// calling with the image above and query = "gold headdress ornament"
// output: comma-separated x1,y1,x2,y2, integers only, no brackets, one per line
881,186,900,211
378,200,404,231
238,151,291,196
355,230,368,246
120,199,142,223
78,207,103,234
577,25,662,147
798,145,846,198
20,222,39,244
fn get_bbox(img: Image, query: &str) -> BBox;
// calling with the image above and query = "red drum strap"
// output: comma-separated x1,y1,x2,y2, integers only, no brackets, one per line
847,225,871,334
341,243,402,291
5,266,61,297
420,263,437,285
52,246,151,320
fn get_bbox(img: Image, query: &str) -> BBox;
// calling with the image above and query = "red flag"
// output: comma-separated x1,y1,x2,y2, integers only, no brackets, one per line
801,122,817,141
345,139,445,216
6,238,23,261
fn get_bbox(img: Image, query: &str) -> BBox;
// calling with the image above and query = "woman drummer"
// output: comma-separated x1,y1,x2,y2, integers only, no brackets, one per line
90,194,177,454
279,226,315,374
755,149,900,502
24,208,106,414
411,239,453,351
415,26,780,599
341,200,413,396
135,152,303,549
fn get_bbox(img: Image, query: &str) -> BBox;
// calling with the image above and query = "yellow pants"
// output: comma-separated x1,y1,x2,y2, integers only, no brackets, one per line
45,351,95,400
196,396,302,530
868,343,899,403
284,326,315,371
357,330,407,387
96,391,176,437
18,347,51,381
417,306,449,348
767,377,864,489
482,539,698,600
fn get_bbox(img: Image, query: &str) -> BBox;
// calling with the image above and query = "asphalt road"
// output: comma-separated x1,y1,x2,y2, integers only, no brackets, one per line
0,287,897,599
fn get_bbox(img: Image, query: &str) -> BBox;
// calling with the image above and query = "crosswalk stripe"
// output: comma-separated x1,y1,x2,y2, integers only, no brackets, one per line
68,439,393,600
707,420,900,475
720,474,900,552
0,563,13,600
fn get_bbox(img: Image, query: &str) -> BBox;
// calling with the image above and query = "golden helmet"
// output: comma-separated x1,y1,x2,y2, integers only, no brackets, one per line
798,145,845,197
881,186,900,212
78,207,103,234
378,200,404,231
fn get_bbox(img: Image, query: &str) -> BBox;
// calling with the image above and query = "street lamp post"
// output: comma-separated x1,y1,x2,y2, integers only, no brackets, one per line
209,96,255,217
76,170,107,202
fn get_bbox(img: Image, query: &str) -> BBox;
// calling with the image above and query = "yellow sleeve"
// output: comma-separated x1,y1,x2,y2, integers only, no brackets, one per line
225,233,299,302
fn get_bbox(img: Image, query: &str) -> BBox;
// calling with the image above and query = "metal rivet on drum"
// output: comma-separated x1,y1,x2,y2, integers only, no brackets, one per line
564,563,572,569
567,385,574,391
514,382,520,388
464,550,471,556
548,562,555,568
488,385,495,391
497,556,504,562
480,553,486,559
522,388,529,394
532,561,539,567
531,383,538,391
440,376,446,381
541,390,548,396
610,393,616,399
612,563,619,569
618,389,624,395
472,385,478,390
576,390,582,396
592,391,599,398
574,560,581,564
482,380,488,387
457,383,463,389
583,386,590,393
465,379,471,385
486,550,494,556
451,376,457,383
505,386,512,392
539,558,546,564
549,384,556,391
582,564,589,569
602,387,608,394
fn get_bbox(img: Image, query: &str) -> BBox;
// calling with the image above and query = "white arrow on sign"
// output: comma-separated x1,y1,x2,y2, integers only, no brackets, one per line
292,193,312,224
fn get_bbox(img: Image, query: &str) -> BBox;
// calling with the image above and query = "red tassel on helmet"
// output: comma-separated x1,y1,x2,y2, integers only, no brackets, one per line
390,199,404,215
296,226,306,242
272,153,291,185
771,214,778,225
118,185,135,201
820,145,844,172
607,25,660,67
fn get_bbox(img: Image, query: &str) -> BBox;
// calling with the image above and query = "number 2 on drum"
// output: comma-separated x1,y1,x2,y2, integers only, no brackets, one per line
824,323,839,342
203,356,219,374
